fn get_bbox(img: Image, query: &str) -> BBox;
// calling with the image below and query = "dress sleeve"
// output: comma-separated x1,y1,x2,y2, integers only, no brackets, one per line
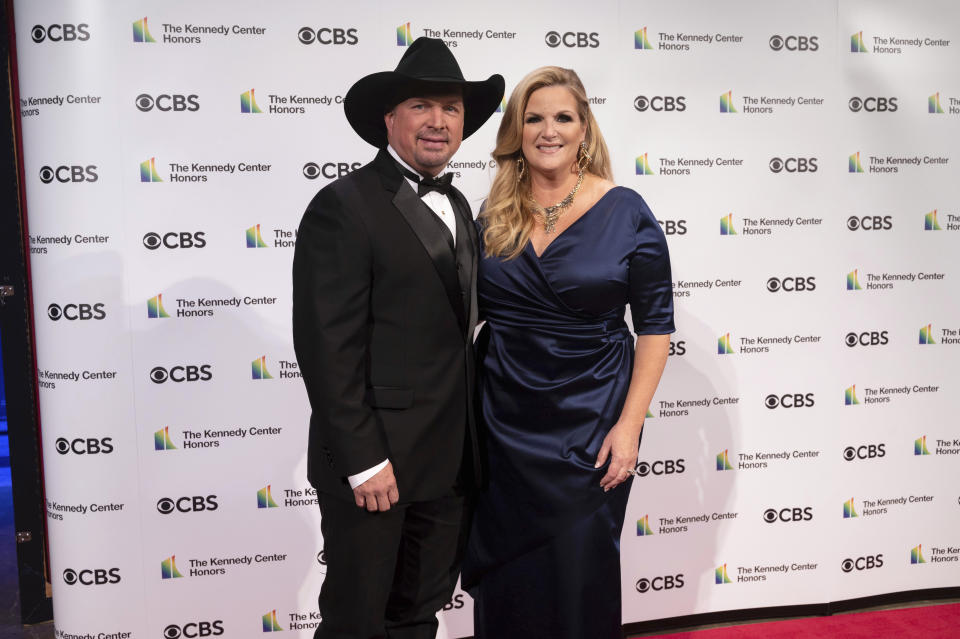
627,195,676,335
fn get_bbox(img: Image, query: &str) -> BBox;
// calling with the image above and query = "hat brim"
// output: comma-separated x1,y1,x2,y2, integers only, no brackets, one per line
344,72,505,149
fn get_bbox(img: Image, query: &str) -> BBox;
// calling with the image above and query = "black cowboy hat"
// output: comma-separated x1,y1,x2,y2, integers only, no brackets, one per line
344,37,505,148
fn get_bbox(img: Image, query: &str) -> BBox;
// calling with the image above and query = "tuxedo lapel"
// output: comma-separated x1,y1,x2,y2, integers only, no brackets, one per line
375,151,467,335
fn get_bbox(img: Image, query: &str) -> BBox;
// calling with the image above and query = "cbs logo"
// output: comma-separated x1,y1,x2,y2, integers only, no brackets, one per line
845,331,889,347
841,555,883,572
39,165,98,183
545,31,599,48
302,162,362,180
135,94,200,112
55,437,113,455
766,276,816,292
149,365,213,384
297,27,358,45
163,622,225,639
848,97,898,113
843,444,886,461
157,496,219,514
764,393,815,409
442,594,466,611
62,568,121,585
668,340,686,356
142,232,207,250
769,35,819,51
763,507,813,523
31,24,90,43
47,303,106,321
634,96,686,112
769,157,818,173
634,459,685,477
846,215,892,231
635,574,684,593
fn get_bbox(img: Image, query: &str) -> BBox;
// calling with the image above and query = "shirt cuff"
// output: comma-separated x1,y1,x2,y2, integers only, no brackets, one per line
347,459,389,489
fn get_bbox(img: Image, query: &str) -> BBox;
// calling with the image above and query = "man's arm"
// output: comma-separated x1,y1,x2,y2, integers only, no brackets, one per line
292,187,397,510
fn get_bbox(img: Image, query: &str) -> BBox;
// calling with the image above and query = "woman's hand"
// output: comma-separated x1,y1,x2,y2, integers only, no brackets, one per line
595,421,642,492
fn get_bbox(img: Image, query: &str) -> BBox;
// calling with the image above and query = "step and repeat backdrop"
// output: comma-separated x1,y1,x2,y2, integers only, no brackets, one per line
13,0,960,637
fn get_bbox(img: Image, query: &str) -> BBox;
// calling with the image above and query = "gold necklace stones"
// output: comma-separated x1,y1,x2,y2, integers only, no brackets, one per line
529,169,585,234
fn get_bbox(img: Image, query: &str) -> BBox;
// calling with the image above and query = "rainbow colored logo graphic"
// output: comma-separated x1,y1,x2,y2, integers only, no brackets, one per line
720,213,737,236
140,157,163,182
147,294,170,319
495,98,507,114
716,450,733,471
262,609,283,632
252,356,273,380
161,555,183,579
246,224,268,248
720,91,737,113
848,152,864,173
241,89,262,114
634,27,653,50
635,154,654,175
645,409,654,419
715,563,732,584
154,427,176,451
929,92,944,114
636,515,654,536
851,31,868,53
397,22,413,46
845,385,860,406
915,436,931,456
843,498,858,518
133,18,156,43
257,485,279,509
717,333,735,355
925,210,942,231
911,545,926,564
919,324,936,345
846,269,862,291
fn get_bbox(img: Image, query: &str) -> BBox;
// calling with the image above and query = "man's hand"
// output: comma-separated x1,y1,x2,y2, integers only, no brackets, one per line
353,461,399,511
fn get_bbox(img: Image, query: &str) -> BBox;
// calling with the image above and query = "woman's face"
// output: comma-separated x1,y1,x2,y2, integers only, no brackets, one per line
521,85,586,178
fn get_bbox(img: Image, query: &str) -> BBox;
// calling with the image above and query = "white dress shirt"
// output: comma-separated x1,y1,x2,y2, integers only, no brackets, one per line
347,146,457,489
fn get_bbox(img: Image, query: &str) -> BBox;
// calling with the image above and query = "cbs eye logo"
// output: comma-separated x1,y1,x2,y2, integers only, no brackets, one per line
143,231,207,250
766,276,816,293
150,365,213,384
768,35,819,51
135,93,200,112
769,157,818,173
634,95,686,112
763,506,813,523
297,27,358,45
635,574,684,593
31,24,91,43
848,97,898,112
845,331,889,347
842,555,883,572
544,31,599,48
55,437,113,455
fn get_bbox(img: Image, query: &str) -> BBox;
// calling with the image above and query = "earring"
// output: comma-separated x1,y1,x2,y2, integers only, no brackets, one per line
516,156,526,182
577,142,592,173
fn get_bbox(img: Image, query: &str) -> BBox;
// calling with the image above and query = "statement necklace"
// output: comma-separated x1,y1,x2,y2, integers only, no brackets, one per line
529,169,584,234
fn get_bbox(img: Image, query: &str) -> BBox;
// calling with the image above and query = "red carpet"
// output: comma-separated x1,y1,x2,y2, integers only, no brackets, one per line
643,602,960,639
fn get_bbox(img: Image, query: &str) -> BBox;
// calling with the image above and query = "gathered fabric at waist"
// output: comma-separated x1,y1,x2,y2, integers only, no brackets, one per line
484,311,631,341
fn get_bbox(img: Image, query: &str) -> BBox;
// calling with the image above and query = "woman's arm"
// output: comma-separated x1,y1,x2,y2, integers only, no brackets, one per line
595,333,670,491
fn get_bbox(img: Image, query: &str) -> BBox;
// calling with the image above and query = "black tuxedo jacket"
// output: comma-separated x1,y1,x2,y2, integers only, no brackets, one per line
293,149,481,503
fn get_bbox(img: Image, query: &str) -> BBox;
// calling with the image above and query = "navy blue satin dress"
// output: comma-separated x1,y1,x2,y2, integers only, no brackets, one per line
462,187,674,639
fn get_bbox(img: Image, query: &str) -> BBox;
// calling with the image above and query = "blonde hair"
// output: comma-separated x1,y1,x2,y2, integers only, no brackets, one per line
479,66,613,259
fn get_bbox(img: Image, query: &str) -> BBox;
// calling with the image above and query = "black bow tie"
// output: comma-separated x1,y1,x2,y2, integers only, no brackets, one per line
418,173,454,197
394,161,454,197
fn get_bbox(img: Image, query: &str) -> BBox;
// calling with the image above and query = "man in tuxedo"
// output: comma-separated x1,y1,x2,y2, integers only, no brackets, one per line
292,38,503,639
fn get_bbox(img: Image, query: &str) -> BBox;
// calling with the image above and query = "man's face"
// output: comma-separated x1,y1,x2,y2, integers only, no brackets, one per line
385,91,464,177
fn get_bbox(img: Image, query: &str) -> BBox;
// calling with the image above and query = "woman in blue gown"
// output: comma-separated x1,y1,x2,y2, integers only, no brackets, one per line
461,67,674,638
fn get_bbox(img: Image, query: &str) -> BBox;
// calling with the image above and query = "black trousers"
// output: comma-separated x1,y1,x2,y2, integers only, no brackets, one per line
315,491,470,639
